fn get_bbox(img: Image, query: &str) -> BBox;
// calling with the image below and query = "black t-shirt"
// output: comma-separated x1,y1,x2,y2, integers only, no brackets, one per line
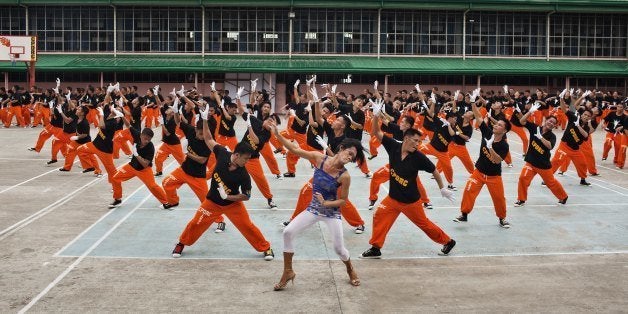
382,136,435,204
92,119,118,153
75,118,91,144
50,106,64,128
207,115,218,137
129,127,155,171
344,109,365,141
387,123,405,141
604,112,625,133
429,117,452,152
452,119,473,145
289,103,309,134
180,122,211,178
474,122,509,176
306,121,325,150
161,117,180,145
323,120,346,154
422,113,435,131
561,111,587,150
207,145,252,206
62,109,78,134
241,114,270,159
218,114,237,137
509,103,525,127
523,122,556,169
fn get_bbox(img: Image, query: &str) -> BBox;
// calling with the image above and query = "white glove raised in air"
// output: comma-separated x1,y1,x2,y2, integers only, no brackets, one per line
484,134,495,147
372,99,384,116
210,82,216,92
153,85,159,96
251,78,258,92
373,80,378,91
236,86,245,100
177,85,185,97
440,187,455,203
528,102,541,113
170,88,176,96
200,104,210,120
315,135,328,151
534,126,543,140
55,78,61,88
306,76,316,87
503,85,509,94
453,90,460,101
157,115,164,125
559,89,567,99
331,84,337,93
439,117,450,127
294,80,300,89
310,87,319,102
171,100,179,114
415,84,421,93
96,107,104,116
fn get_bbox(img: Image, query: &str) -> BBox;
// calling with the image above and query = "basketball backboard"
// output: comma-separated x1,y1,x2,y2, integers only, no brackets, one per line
0,35,37,62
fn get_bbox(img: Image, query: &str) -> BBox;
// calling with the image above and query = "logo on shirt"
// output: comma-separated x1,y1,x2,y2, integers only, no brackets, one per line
531,140,545,155
390,168,409,187
221,120,231,131
212,173,233,195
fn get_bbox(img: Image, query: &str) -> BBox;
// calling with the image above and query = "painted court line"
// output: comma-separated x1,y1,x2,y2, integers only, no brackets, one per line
0,177,101,241
0,161,79,194
19,193,153,314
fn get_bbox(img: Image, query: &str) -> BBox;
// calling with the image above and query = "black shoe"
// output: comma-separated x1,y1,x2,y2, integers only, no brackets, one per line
541,181,546,186
453,213,467,222
359,246,382,259
263,248,274,261
27,147,36,151
365,172,372,178
558,171,565,176
423,202,433,209
602,157,607,161
590,173,600,176
108,199,122,208
368,200,376,210
268,198,278,209
215,222,226,233
281,220,290,227
367,154,377,160
58,168,70,172
354,225,365,234
82,167,95,173
514,200,525,207
154,171,163,177
273,148,283,154
558,196,568,205
46,159,57,165
580,179,591,186
499,218,511,229
283,172,295,178
447,184,457,191
275,174,283,180
172,242,184,258
439,239,456,256
160,203,178,210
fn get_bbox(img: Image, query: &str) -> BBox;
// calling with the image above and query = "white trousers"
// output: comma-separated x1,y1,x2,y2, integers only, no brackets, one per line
283,210,350,261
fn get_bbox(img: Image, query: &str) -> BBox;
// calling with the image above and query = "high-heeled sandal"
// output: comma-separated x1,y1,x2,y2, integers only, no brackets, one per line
273,272,296,291
347,268,360,286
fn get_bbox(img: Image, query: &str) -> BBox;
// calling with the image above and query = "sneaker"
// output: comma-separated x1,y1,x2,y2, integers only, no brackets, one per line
590,173,600,176
522,154,526,158
368,200,376,210
172,242,184,258
558,196,568,205
354,225,365,234
268,198,278,209
365,172,372,178
154,171,163,177
453,213,468,222
558,171,565,176
46,159,57,165
275,174,283,180
58,168,70,172
514,200,525,207
160,203,178,210
507,164,513,168
108,199,122,208
82,167,95,173
602,157,607,161
541,181,546,186
95,173,103,178
283,172,295,178
499,218,511,229
273,148,283,154
263,248,274,261
439,239,456,256
367,154,377,160
281,154,287,159
281,220,290,227
27,147,36,151
359,246,382,259
423,202,433,209
447,184,457,191
214,222,226,233
580,179,591,186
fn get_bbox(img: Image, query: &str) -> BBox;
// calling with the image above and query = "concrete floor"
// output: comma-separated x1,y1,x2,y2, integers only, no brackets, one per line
1,118,627,313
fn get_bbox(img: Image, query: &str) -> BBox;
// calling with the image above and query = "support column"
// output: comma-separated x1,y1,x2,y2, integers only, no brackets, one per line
113,5,117,56
4,72,8,91
546,11,555,61
463,9,469,60
100,72,104,88
201,7,206,56
288,11,294,58
377,8,381,59
28,61,35,88
477,75,481,88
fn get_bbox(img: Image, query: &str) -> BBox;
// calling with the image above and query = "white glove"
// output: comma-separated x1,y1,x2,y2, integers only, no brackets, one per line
469,91,478,103
170,88,176,96
294,80,300,88
153,85,159,95
55,78,61,88
65,91,72,102
583,90,592,98
488,108,492,117
503,85,509,94
177,85,185,97
106,83,114,94
216,181,228,199
251,78,258,91
569,88,574,96
415,84,421,93
430,93,437,104
117,97,124,108
484,134,495,147
453,90,460,101
194,113,199,122
236,86,245,100
210,82,216,92
534,126,543,140
112,107,124,118
559,89,567,99
171,100,179,113
306,76,316,87
331,84,337,93
374,80,378,91
200,105,210,120
440,187,455,203
131,144,139,157
219,99,225,110
613,120,620,128
52,87,59,95
244,114,252,128
529,102,541,113
114,82,120,93
157,115,164,125
515,105,522,113
372,99,384,116
304,101,312,112
96,107,104,116
421,101,428,110
439,117,450,127
288,109,295,116
380,100,386,115
56,104,62,113
310,87,319,102
574,113,581,125
315,135,328,151
70,135,79,141
346,114,354,124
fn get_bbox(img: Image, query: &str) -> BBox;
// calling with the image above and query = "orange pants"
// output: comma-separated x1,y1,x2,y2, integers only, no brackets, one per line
460,169,507,219
357,155,371,175
216,134,238,152
112,163,168,203
560,135,598,175
244,158,273,200
603,132,622,164
517,162,567,202
5,106,25,127
86,108,100,127
63,141,98,171
32,104,50,127
419,127,433,142
510,125,529,155
144,107,160,128
179,198,270,252
162,167,207,204
419,143,453,184
369,196,451,249
259,143,281,175
22,105,31,126
291,178,364,227
77,142,117,183
286,141,319,173
619,133,627,169
268,130,286,154
155,143,185,173
113,128,133,159
369,164,430,203
51,132,71,160
33,124,59,152
369,135,381,157
551,142,587,179
555,109,568,130
445,142,474,174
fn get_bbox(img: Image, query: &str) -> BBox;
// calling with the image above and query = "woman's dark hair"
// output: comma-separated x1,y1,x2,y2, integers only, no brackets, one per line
336,138,365,164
